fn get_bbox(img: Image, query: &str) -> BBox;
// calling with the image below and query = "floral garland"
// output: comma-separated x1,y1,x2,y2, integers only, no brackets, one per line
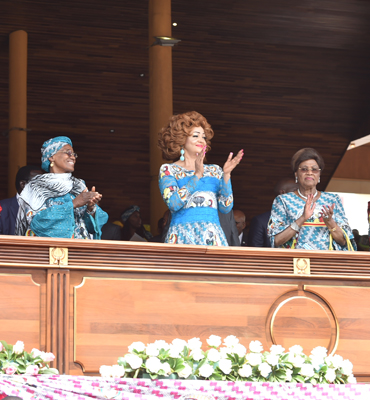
100,335,356,384
0,340,58,375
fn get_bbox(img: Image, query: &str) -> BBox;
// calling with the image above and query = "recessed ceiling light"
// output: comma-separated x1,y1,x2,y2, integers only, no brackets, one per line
172,22,177,26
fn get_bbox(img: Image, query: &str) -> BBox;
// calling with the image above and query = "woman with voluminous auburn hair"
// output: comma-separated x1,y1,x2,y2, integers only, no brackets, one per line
157,111,243,246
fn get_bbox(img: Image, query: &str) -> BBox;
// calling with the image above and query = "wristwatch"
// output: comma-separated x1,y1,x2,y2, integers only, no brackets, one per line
290,221,301,232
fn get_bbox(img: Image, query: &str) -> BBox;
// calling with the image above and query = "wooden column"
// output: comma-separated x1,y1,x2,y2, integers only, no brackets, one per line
8,30,28,197
149,0,173,235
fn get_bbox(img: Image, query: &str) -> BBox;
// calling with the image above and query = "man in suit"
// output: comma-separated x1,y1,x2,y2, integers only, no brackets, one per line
0,166,43,235
233,209,248,246
247,178,298,247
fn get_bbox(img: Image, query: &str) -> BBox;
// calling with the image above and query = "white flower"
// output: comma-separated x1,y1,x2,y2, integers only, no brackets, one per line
154,340,170,351
291,355,305,368
25,365,39,375
285,369,293,382
246,352,262,366
219,358,232,375
124,354,142,369
111,365,125,378
341,359,353,376
270,345,285,355
13,341,24,355
40,352,55,363
325,368,336,382
100,365,112,377
169,344,182,358
258,362,272,378
198,363,214,378
188,337,202,350
249,340,263,353
348,374,357,384
172,339,188,350
238,364,252,378
300,364,315,378
178,363,192,379
161,362,172,376
224,335,239,348
326,354,343,369
310,356,324,370
128,341,146,353
266,354,279,367
146,343,160,357
289,345,303,355
233,344,247,358
219,347,233,359
311,346,327,359
206,335,222,348
31,348,43,358
207,348,220,363
146,357,162,374
191,349,205,361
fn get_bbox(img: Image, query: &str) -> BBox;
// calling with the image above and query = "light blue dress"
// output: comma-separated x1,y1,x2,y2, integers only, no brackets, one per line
159,163,233,246
267,192,355,250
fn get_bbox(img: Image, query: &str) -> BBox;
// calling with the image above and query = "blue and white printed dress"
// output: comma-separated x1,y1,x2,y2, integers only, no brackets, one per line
159,163,233,246
267,192,355,250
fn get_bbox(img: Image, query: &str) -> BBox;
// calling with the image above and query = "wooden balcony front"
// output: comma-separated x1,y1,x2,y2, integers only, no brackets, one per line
1,236,370,380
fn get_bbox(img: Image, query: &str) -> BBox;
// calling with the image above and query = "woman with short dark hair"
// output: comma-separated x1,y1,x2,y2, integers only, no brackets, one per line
268,148,355,250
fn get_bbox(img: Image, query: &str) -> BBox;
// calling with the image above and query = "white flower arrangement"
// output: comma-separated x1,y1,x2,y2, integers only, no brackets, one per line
100,336,356,384
0,340,58,375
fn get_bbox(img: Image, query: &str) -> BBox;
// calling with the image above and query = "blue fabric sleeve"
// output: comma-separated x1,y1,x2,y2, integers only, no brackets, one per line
331,194,356,250
30,202,75,238
159,165,200,212
217,170,233,214
83,206,108,240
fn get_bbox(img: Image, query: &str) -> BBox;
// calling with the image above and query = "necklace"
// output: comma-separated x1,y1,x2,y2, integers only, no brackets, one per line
298,188,317,200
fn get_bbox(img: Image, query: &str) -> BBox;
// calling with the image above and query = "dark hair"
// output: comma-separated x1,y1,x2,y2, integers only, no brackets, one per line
15,165,42,192
291,148,325,172
157,111,214,161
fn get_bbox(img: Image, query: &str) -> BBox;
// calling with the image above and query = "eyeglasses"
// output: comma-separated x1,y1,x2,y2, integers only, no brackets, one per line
298,167,321,174
58,150,78,158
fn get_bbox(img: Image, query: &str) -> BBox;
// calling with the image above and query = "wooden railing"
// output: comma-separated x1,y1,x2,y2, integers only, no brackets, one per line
1,235,370,380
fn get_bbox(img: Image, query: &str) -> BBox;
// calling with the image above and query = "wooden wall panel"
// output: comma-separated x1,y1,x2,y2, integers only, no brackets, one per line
74,277,295,372
0,1,370,230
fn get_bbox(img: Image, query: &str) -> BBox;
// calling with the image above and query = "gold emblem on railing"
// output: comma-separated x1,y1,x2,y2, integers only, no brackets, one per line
293,258,310,275
49,247,68,266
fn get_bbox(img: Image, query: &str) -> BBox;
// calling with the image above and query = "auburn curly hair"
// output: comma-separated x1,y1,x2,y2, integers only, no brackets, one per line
158,111,214,161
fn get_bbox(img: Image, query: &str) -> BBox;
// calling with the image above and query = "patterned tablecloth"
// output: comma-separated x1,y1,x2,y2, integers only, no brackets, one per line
0,375,368,400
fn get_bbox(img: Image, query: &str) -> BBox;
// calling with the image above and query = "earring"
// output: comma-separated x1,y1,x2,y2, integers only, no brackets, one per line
318,177,320,183
295,176,298,183
180,147,185,161
50,162,54,168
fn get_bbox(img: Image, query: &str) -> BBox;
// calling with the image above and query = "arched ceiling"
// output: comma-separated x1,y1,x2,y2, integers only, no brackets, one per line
1,0,370,227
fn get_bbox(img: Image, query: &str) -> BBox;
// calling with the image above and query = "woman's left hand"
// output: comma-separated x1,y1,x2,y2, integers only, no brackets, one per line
321,203,335,223
223,149,244,175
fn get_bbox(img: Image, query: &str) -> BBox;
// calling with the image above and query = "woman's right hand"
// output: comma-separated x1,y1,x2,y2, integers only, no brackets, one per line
194,146,206,178
302,193,316,221
73,188,102,209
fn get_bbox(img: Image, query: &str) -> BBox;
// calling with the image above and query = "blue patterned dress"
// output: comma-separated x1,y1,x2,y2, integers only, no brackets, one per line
159,163,233,246
267,192,355,250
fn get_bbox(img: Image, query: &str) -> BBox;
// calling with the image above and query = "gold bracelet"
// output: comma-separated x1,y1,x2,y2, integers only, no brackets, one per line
328,226,337,232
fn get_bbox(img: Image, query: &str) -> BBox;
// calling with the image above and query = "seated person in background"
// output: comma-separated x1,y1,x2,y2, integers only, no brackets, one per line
15,136,108,238
150,209,170,243
121,205,153,241
101,220,121,240
0,165,43,235
352,229,369,251
233,210,247,246
247,178,298,247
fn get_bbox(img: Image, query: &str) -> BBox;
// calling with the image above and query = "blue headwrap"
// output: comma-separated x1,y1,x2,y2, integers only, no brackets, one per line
41,136,73,172
121,205,140,223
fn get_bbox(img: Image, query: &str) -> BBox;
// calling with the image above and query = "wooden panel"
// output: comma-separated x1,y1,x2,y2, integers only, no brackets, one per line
0,0,370,228
306,285,370,376
0,273,41,350
74,277,294,372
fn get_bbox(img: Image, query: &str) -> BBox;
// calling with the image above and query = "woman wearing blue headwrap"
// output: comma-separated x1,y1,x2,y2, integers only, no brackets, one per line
15,136,108,239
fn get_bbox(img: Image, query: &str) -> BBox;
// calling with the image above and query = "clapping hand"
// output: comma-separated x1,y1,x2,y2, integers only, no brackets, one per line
223,150,244,182
73,186,102,209
303,194,316,221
